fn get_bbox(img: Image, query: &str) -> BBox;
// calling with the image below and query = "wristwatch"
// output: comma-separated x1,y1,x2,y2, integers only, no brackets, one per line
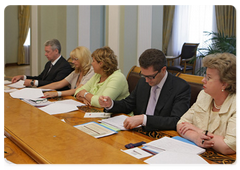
84,92,89,98
30,79,34,86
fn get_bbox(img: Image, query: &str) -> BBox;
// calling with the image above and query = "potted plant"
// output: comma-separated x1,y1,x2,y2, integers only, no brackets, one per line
196,31,236,75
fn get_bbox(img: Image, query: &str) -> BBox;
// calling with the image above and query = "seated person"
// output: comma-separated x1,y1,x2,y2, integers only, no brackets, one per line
177,53,236,155
74,46,129,107
11,39,73,89
99,49,191,131
39,46,94,98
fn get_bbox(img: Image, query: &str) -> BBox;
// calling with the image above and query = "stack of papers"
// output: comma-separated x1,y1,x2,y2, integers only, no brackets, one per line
4,80,12,84
143,136,208,164
144,151,208,164
23,98,52,107
39,99,84,115
143,136,205,155
10,88,44,99
9,88,84,115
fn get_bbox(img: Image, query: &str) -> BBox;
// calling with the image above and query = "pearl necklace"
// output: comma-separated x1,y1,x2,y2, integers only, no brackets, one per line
213,101,222,110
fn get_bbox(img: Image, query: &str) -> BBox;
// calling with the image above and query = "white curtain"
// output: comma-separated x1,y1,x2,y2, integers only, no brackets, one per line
167,5,217,74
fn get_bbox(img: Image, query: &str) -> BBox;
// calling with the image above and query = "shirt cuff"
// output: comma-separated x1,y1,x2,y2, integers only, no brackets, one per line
142,114,147,126
23,75,27,80
34,80,39,86
105,99,114,110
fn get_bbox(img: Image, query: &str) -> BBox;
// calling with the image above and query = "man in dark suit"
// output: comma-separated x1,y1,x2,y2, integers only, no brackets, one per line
99,49,191,131
12,39,73,90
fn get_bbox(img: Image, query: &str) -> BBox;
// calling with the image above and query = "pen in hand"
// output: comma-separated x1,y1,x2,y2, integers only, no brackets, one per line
202,130,208,144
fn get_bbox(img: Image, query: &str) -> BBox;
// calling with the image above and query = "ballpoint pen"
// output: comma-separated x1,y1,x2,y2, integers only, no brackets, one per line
202,130,208,144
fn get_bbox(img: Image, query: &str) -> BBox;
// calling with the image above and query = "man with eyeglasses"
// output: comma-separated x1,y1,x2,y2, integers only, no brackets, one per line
99,48,191,131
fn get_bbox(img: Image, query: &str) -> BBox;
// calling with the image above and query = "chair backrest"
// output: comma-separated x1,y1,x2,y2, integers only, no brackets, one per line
126,66,141,93
181,43,199,60
176,72,203,106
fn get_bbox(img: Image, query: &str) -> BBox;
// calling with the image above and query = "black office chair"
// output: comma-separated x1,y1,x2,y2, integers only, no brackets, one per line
167,43,199,74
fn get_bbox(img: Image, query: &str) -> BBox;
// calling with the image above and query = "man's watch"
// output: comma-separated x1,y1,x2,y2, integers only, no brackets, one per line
30,79,34,86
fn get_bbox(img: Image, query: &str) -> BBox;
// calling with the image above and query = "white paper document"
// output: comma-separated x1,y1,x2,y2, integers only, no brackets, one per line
144,151,208,164
144,136,205,155
7,80,25,88
4,87,18,93
39,102,78,115
10,88,44,99
41,89,54,92
54,99,85,107
4,80,12,84
101,115,128,130
121,147,152,159
101,115,141,130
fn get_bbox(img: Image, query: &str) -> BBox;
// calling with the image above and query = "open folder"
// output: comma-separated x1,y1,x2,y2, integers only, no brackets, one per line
143,136,205,155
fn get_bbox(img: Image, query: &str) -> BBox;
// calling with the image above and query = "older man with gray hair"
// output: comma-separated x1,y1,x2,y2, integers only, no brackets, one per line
12,39,73,90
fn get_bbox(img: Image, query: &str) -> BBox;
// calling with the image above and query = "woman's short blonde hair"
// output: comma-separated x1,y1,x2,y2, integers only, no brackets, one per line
91,46,118,76
202,53,236,94
70,46,92,75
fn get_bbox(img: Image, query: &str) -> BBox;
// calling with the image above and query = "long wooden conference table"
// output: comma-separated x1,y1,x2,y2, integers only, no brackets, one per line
4,92,236,164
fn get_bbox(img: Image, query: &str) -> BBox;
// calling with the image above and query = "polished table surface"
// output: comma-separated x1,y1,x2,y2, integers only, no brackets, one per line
4,93,146,164
4,92,236,164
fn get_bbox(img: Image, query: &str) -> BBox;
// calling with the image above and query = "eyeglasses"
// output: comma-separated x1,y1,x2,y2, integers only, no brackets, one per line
71,57,78,61
139,70,160,80
203,74,210,81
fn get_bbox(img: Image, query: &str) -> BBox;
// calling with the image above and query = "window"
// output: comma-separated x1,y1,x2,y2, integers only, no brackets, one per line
24,28,30,46
167,5,217,73
168,5,217,56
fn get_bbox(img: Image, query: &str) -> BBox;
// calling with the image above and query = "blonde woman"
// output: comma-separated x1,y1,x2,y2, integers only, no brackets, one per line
40,46,94,98
74,46,129,107
177,53,236,155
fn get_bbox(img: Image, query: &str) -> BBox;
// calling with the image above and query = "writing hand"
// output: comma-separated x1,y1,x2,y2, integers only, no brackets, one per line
99,96,112,108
